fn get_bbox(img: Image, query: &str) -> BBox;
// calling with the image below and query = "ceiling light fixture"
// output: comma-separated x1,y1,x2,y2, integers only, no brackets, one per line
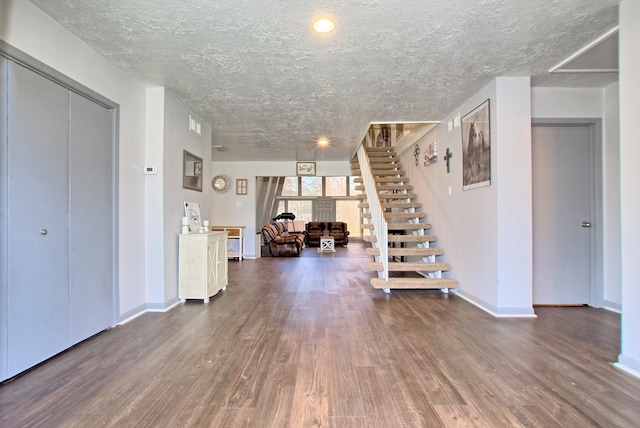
317,137,329,146
313,18,336,34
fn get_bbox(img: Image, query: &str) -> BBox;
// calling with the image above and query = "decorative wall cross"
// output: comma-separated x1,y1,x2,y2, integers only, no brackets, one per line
444,148,453,173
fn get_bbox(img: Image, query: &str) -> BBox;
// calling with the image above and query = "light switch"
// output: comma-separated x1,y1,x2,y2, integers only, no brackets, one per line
448,186,452,196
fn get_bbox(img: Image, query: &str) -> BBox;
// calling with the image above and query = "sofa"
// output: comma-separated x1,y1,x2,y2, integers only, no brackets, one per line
261,221,304,257
305,221,349,247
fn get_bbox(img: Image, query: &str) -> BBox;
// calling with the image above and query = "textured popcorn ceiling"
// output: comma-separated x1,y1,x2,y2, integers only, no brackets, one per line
28,0,619,161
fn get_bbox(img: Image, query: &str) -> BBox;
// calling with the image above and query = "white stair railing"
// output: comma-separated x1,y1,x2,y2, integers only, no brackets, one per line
357,144,388,281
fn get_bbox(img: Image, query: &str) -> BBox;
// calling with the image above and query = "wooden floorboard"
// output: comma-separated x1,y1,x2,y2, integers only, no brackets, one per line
1,243,640,427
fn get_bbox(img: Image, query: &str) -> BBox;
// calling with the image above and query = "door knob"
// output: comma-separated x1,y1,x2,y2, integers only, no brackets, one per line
40,228,48,235
581,222,591,228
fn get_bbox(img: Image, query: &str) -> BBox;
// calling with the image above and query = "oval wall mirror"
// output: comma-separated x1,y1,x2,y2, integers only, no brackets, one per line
212,175,229,193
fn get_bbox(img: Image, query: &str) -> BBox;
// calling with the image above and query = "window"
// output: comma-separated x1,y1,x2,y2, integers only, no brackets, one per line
274,175,362,239
301,176,322,196
287,200,313,222
336,200,360,233
281,177,298,196
326,176,347,196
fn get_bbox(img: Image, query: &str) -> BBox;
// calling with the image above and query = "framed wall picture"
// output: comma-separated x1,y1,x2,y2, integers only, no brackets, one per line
424,141,438,166
193,161,202,176
461,99,491,190
296,162,316,176
183,201,202,232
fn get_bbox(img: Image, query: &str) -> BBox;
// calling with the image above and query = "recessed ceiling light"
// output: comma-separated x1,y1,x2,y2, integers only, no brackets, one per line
318,137,330,146
313,18,336,34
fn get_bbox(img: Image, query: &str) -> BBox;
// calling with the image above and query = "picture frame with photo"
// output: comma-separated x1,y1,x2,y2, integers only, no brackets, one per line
183,201,202,232
424,141,438,166
296,162,316,176
461,99,491,190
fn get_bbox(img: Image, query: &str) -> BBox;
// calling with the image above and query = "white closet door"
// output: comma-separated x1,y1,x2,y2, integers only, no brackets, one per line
7,61,71,377
69,93,115,342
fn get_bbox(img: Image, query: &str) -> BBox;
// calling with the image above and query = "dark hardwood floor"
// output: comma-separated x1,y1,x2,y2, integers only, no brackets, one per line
2,243,639,427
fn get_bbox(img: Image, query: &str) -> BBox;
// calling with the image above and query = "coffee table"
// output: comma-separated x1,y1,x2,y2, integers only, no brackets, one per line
319,236,335,253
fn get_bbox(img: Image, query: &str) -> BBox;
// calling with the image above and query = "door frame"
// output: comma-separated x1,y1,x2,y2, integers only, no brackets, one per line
531,118,603,307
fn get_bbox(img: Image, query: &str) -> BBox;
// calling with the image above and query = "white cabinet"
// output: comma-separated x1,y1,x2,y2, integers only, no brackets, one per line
179,232,228,303
211,226,245,260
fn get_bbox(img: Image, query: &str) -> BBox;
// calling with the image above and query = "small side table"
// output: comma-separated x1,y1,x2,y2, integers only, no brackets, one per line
319,237,335,253
210,226,245,260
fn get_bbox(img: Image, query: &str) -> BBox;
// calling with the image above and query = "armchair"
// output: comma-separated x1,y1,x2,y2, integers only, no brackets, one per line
261,222,303,257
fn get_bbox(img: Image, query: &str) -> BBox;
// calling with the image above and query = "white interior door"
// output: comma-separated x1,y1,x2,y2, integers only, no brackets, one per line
532,124,593,305
69,93,115,343
7,61,71,376
314,198,335,222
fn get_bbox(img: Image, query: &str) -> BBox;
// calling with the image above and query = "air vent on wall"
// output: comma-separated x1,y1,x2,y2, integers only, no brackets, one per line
212,145,228,152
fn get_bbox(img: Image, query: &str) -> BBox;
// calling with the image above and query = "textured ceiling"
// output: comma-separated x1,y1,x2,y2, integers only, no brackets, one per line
28,0,619,161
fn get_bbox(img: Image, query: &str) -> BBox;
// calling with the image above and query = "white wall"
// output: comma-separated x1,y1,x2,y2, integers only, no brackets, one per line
531,87,603,118
495,77,533,312
618,0,640,376
145,88,166,306
404,80,496,312
1,0,148,317
210,161,351,258
398,78,534,316
162,92,212,306
603,82,621,308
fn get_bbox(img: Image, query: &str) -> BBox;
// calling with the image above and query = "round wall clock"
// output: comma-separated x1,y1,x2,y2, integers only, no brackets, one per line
211,175,230,193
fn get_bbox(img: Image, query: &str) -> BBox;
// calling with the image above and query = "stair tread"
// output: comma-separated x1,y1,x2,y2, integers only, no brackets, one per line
370,277,459,289
368,151,398,155
351,157,399,164
361,212,426,219
389,234,437,242
377,193,418,199
361,202,422,209
365,146,396,152
369,164,403,170
388,222,432,230
353,177,410,183
382,202,422,208
363,234,438,243
366,248,445,256
385,212,427,219
356,193,418,200
377,185,413,190
362,223,431,230
350,170,407,176
368,262,451,272
355,185,414,190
